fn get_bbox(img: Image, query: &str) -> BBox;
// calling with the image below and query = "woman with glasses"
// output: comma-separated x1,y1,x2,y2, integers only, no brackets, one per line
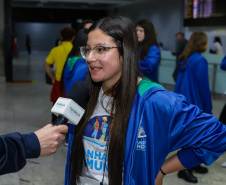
65,16,226,185
136,19,160,82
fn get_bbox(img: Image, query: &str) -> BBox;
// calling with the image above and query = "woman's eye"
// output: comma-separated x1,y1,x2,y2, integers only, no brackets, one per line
97,47,105,52
85,48,91,52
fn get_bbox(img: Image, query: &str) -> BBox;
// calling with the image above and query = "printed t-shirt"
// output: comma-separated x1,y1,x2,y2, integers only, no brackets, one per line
80,88,113,185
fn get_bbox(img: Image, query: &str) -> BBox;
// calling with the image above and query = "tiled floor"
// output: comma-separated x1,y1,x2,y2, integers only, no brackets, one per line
0,52,226,184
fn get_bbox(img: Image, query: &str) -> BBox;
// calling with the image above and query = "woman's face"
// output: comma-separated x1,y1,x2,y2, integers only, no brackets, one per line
86,29,123,91
136,25,145,42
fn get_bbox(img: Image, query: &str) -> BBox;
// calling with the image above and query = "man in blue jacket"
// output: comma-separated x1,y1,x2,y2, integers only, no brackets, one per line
0,124,68,175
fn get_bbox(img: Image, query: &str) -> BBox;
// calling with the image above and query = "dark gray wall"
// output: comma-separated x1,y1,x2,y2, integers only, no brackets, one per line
0,0,4,78
14,22,70,52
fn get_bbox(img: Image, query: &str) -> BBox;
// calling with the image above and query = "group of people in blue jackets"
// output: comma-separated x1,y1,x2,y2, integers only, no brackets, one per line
1,16,226,185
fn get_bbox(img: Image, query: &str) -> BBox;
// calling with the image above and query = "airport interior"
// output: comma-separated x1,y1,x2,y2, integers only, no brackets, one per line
1,0,226,184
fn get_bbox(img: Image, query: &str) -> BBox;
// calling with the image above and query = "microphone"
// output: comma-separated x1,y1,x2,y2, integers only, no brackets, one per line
51,81,90,126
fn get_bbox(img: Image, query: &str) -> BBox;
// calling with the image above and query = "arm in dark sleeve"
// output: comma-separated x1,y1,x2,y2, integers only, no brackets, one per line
0,132,40,175
220,55,226,70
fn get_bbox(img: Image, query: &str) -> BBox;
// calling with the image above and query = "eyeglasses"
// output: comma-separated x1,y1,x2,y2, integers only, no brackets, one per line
80,46,119,60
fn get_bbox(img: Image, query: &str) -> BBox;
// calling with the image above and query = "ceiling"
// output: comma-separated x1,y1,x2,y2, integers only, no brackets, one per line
11,0,148,10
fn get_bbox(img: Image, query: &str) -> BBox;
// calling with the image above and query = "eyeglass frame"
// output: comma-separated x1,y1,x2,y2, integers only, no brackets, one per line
80,46,120,60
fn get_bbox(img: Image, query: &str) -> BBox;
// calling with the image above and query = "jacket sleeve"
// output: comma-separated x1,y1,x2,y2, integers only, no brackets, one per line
0,132,40,175
139,45,160,75
167,94,226,169
220,55,226,70
196,57,212,114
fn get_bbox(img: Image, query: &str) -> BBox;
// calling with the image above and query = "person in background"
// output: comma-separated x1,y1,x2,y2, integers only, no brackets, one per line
62,28,89,95
60,28,88,148
136,19,160,83
219,55,226,167
78,19,94,30
44,27,76,123
12,34,18,56
209,36,224,55
159,42,166,50
171,32,188,82
26,34,31,55
0,124,68,175
55,35,62,46
174,31,211,183
65,16,226,185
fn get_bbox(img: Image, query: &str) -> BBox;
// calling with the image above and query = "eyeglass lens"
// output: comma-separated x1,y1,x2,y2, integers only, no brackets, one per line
80,46,106,60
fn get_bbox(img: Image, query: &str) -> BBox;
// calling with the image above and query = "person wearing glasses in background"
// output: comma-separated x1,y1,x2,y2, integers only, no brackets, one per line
64,16,226,185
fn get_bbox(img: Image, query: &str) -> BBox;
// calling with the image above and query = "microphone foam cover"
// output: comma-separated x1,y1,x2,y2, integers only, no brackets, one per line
66,81,90,108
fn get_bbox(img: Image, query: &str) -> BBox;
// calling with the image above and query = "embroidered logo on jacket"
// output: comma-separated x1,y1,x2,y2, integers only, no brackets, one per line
136,126,147,151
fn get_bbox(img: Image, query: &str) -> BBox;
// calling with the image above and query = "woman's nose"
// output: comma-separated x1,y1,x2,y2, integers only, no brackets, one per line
86,50,96,62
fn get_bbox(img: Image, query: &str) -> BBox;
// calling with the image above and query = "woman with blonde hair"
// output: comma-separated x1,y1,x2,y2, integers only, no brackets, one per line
175,31,211,183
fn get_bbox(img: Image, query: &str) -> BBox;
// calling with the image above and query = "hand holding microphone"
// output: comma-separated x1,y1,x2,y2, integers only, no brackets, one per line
0,82,89,175
51,81,90,126
34,124,68,156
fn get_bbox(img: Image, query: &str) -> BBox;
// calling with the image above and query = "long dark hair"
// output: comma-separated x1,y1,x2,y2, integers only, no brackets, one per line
214,36,222,46
68,28,89,58
136,19,159,60
69,16,140,185
60,28,89,94
178,31,207,65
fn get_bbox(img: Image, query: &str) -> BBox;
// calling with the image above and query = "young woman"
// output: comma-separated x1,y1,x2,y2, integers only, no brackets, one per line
175,31,212,114
174,31,212,183
65,16,226,185
209,36,224,55
136,19,160,82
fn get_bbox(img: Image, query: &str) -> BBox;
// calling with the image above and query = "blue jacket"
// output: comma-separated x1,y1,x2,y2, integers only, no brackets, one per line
139,45,160,83
0,132,40,175
174,52,212,114
63,56,88,95
220,55,226,70
65,78,226,184
63,56,87,183
124,78,226,184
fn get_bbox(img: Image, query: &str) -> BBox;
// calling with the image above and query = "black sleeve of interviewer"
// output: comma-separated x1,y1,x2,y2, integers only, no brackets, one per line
0,132,40,175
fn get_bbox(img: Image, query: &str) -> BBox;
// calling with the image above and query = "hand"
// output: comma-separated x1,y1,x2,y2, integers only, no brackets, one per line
155,170,164,185
34,124,68,156
51,78,55,85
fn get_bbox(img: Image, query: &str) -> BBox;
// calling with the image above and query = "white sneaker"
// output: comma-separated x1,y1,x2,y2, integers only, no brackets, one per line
221,162,226,167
